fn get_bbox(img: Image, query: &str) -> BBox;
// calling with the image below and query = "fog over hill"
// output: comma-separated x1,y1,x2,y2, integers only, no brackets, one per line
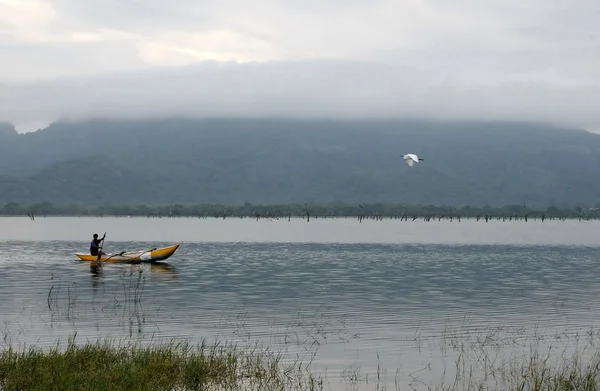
0,118,598,207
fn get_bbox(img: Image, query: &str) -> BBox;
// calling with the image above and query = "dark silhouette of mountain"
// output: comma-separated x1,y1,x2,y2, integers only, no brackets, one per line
0,122,17,137
0,118,598,207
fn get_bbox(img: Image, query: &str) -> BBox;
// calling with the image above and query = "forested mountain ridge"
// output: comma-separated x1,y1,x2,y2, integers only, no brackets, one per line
0,118,598,207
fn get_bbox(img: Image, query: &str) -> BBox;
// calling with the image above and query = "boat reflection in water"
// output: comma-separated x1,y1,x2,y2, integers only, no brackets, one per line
88,261,178,278
89,261,103,276
149,262,178,278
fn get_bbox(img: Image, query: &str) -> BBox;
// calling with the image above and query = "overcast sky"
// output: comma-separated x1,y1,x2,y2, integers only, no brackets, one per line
1,0,599,132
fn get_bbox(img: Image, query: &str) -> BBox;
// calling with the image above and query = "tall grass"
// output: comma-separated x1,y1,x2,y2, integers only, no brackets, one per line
504,349,600,391
4,331,600,390
0,334,323,391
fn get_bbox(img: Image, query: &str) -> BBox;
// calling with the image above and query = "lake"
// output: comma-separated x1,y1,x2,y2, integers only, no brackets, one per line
1,216,600,390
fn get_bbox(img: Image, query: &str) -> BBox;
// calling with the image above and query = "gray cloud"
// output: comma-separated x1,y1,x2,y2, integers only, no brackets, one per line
0,0,599,132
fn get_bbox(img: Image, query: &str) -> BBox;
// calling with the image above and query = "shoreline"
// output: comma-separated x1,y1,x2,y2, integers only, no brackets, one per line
1,202,597,221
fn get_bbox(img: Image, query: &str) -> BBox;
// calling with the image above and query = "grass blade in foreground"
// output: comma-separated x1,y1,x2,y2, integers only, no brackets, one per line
0,336,323,391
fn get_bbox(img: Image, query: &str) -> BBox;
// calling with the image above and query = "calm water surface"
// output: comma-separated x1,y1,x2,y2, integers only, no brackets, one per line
1,217,600,390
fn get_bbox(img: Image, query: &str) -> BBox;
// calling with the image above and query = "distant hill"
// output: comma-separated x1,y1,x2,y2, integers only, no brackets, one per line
0,118,599,207
0,122,17,137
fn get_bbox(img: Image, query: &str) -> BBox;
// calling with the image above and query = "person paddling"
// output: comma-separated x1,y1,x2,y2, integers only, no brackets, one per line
90,233,106,256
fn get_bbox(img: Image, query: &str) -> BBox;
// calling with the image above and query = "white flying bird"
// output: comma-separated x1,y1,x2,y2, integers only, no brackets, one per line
402,154,424,167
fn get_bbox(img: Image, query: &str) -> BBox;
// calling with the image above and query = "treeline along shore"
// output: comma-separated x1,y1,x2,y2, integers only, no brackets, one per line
2,201,600,222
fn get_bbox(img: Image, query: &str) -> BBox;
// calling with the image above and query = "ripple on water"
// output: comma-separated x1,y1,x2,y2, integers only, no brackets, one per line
0,231,600,388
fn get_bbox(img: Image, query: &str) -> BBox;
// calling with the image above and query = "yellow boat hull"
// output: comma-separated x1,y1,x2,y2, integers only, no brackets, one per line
75,244,180,263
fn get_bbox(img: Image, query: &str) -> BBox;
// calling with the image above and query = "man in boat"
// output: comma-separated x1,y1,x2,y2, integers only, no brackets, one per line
90,233,106,256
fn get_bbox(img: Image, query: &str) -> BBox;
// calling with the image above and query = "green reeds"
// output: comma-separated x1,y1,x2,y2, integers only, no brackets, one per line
0,335,323,391
4,331,600,391
503,350,600,391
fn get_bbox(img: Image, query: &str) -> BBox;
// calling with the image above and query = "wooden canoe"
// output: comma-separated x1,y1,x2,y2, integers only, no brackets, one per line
75,244,180,263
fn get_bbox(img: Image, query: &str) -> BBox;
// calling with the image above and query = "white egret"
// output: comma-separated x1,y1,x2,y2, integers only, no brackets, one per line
402,153,424,167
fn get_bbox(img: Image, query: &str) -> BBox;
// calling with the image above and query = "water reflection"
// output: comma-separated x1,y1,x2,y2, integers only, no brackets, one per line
150,262,178,277
89,262,103,277
87,261,177,280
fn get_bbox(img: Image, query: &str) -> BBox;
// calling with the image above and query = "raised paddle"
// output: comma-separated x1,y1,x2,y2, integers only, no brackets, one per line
90,232,106,273
95,232,106,264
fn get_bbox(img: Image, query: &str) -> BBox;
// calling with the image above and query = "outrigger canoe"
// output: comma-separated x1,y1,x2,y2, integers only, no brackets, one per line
75,244,180,263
